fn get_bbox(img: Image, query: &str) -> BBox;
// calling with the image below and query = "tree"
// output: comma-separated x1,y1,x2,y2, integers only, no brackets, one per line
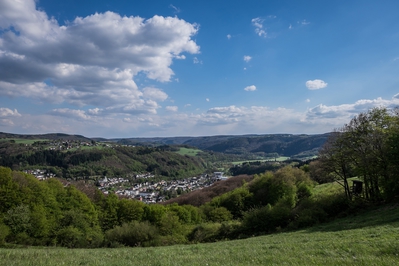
319,107,399,202
117,199,145,224
318,131,354,200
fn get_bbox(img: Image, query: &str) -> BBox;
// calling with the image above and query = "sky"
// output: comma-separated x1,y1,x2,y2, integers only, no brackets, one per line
0,0,399,138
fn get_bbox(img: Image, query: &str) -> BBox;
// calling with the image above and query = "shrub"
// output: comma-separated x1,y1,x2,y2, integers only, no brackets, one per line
188,223,221,243
216,220,242,240
0,223,10,246
56,226,85,248
105,221,158,247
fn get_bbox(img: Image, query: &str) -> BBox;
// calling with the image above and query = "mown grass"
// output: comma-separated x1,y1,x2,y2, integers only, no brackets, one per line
1,203,398,266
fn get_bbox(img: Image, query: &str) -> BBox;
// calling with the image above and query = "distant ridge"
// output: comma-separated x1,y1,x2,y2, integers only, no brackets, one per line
0,132,331,158
113,133,331,158
0,132,92,142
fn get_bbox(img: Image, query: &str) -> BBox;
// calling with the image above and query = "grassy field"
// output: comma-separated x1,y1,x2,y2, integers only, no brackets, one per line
1,203,398,266
231,157,290,165
0,138,50,145
175,147,202,156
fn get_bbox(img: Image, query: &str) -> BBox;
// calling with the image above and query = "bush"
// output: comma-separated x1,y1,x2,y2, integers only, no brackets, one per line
105,221,158,247
216,220,242,240
0,223,10,246
242,202,292,235
188,223,221,243
56,226,85,248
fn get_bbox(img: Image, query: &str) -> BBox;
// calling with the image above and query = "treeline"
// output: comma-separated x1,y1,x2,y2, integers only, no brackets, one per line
229,161,283,176
0,144,206,179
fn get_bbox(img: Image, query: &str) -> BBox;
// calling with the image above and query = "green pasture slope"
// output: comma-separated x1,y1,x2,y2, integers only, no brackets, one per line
0,138,49,145
1,204,398,266
175,147,202,156
232,157,290,165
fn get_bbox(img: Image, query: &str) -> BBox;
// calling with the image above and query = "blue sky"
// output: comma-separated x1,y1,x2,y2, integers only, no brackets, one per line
0,0,398,138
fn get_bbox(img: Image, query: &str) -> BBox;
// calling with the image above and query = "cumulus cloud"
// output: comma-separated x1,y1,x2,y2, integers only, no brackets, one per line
142,87,168,101
0,0,199,115
0,107,21,117
244,85,256,91
243,56,252,62
305,96,399,122
306,79,328,90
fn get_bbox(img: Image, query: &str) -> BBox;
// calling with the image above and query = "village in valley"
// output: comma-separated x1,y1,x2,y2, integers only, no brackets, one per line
26,169,228,204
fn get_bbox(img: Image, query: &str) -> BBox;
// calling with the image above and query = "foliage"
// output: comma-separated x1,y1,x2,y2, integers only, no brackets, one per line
0,144,206,179
2,203,399,265
105,221,158,247
318,107,399,202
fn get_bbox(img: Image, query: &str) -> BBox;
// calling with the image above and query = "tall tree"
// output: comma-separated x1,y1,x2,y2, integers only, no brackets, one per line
319,107,399,202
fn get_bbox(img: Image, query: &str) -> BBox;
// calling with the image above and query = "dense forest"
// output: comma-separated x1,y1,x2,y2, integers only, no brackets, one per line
0,107,398,248
0,144,206,180
115,133,329,159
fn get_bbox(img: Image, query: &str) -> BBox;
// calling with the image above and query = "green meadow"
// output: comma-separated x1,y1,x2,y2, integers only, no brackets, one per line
0,138,49,145
231,157,290,165
1,203,398,266
175,147,202,156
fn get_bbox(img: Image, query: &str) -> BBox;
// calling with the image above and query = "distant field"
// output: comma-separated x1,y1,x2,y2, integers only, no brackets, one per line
1,203,398,265
175,147,202,156
0,138,49,145
231,157,290,165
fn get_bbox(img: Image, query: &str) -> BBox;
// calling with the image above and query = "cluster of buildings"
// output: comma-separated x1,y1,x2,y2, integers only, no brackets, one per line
98,172,227,203
47,140,113,151
25,166,228,204
23,169,56,180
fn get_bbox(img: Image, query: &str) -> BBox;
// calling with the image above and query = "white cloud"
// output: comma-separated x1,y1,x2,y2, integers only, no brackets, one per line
3,94,399,138
0,107,21,117
306,99,311,103
227,34,231,39
244,56,252,62
142,87,168,101
251,17,267,37
0,0,199,115
165,106,178,112
206,98,210,102
306,79,328,90
50,108,91,120
244,85,256,91
305,96,399,121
